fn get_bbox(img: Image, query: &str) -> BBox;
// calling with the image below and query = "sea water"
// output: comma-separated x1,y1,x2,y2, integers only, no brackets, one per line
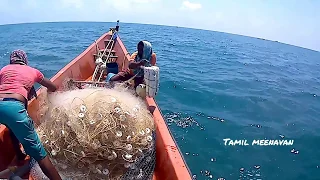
0,22,320,180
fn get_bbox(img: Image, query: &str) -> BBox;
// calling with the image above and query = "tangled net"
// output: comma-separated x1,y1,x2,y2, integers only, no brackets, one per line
35,86,156,180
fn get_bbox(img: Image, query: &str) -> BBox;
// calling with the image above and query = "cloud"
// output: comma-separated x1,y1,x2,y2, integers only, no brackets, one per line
180,1,202,11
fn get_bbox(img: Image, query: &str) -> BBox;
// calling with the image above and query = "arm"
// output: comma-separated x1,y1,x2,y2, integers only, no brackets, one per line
35,69,57,92
129,61,143,69
39,78,57,92
128,52,142,69
150,53,156,66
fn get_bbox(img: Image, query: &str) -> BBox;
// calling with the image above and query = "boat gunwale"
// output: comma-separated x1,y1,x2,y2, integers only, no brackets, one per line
0,30,192,180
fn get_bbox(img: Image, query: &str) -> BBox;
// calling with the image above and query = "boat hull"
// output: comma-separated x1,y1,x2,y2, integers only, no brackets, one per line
0,30,192,180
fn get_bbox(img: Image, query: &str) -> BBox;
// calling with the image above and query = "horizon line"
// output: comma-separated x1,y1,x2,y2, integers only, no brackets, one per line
0,20,319,53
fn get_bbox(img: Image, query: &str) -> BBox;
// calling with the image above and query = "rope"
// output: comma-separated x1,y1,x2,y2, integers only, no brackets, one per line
92,30,117,82
97,39,116,82
119,59,151,87
91,41,100,82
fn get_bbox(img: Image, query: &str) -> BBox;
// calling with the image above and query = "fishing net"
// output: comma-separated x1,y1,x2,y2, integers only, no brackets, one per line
31,85,156,180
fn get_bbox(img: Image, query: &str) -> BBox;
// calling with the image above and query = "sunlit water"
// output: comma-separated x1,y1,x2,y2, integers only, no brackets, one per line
1,22,320,180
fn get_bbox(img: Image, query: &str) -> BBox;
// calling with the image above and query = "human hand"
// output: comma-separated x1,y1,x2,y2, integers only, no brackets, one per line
47,87,56,93
139,59,149,66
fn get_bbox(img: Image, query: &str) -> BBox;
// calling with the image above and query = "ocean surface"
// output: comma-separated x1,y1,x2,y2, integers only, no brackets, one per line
1,22,320,180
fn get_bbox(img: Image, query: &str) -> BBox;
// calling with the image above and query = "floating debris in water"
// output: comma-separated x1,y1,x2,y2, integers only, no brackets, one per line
217,178,225,180
250,124,262,128
317,165,319,169
164,112,203,129
185,152,190,155
239,166,262,179
290,148,299,154
239,167,245,179
210,158,216,162
207,116,225,122
279,134,285,138
204,170,210,176
192,175,197,179
196,112,205,116
313,94,317,97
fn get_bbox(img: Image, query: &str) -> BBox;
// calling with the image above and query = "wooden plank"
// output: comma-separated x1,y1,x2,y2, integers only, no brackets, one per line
93,54,118,59
99,49,116,53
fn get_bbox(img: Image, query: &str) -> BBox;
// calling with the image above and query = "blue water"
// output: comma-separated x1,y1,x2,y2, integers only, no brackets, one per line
1,22,320,180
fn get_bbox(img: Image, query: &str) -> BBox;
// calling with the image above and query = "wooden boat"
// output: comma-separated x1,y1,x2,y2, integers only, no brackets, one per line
0,21,192,180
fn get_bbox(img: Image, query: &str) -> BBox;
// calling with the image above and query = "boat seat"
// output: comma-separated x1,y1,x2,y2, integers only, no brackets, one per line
104,39,114,48
93,48,118,63
99,49,116,54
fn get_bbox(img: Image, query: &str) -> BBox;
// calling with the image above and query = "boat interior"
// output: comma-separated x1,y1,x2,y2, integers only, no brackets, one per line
0,24,192,180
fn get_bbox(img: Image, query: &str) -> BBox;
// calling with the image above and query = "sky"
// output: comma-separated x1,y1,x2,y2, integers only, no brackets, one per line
0,0,319,51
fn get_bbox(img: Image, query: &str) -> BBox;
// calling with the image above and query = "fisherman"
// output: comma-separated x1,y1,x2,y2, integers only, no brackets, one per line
0,50,62,180
108,40,157,88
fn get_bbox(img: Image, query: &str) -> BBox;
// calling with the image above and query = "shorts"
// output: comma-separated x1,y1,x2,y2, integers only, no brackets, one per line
0,98,47,161
106,71,132,82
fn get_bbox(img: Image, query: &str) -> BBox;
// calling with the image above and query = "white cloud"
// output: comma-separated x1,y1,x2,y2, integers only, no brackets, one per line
180,1,202,11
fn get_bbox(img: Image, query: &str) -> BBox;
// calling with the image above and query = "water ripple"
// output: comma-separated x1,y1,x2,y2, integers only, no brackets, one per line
1,22,320,180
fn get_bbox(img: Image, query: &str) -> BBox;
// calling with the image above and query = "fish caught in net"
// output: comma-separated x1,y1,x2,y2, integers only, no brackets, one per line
32,86,156,180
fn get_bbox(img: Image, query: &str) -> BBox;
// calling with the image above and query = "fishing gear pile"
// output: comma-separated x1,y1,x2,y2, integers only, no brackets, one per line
33,86,156,180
